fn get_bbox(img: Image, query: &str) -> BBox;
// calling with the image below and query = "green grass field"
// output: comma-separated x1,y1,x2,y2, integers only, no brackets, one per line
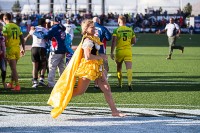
0,33,200,109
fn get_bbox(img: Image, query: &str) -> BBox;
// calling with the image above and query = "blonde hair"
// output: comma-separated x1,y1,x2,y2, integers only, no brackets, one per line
81,19,94,35
118,15,126,23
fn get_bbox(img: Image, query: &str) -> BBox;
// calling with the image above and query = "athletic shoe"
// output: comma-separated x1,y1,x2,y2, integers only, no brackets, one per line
12,85,21,91
7,83,14,89
32,83,38,88
128,85,132,91
39,80,46,86
166,56,171,60
32,80,38,88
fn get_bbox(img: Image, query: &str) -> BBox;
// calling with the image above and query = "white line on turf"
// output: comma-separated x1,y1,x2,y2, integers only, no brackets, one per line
0,101,199,108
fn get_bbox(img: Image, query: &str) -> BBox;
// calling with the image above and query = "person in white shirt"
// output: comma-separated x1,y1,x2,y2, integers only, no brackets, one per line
158,18,184,60
63,19,79,45
24,18,48,88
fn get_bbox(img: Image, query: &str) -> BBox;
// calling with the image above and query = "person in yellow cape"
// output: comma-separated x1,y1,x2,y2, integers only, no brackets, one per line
47,19,126,118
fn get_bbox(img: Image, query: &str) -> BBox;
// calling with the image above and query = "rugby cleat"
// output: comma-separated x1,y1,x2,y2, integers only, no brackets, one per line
7,83,14,89
12,85,21,91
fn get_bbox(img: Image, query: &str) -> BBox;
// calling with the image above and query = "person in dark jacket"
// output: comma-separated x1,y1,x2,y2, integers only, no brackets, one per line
93,17,112,89
33,17,73,87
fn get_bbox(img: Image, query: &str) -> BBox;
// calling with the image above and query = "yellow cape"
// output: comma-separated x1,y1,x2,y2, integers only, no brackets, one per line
47,35,103,118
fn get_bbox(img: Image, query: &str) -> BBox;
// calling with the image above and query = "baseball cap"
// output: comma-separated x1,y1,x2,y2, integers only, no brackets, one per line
53,17,61,23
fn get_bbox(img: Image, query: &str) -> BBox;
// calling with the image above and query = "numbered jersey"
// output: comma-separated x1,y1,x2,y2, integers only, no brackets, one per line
112,26,135,50
2,23,22,47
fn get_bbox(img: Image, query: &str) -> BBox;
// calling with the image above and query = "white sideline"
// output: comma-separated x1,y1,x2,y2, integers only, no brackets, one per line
0,101,200,108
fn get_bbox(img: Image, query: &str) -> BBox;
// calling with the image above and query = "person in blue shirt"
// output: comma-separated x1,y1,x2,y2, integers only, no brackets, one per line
92,17,112,89
33,17,73,87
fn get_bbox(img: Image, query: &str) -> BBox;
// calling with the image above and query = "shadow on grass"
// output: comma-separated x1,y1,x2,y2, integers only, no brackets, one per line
1,75,199,94
87,75,200,93
86,83,200,93
0,86,52,95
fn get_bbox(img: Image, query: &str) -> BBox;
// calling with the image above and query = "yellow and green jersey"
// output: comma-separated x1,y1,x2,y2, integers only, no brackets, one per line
112,26,135,50
2,23,22,47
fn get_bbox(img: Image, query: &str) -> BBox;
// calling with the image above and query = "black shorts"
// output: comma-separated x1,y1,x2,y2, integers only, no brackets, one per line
31,47,47,62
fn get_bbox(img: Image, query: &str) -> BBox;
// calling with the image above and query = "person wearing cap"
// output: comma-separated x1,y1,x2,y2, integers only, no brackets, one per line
33,16,73,88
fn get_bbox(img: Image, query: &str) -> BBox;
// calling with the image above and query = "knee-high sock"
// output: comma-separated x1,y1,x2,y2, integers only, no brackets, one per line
127,69,132,86
117,71,122,86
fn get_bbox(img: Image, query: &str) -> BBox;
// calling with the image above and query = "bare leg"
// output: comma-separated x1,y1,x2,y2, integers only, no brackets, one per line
97,73,126,117
116,61,123,87
40,61,46,77
8,59,19,85
73,77,91,97
32,62,39,79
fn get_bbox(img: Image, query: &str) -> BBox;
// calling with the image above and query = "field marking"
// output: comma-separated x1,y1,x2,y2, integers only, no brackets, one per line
0,101,200,108
17,78,200,85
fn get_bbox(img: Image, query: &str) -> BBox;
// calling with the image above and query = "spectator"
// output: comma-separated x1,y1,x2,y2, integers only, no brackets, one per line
189,25,194,35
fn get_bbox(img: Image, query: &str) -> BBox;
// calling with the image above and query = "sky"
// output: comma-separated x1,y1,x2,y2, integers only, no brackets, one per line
0,0,199,15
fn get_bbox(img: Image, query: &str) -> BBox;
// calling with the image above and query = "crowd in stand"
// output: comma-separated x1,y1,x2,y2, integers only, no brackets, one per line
2,10,190,34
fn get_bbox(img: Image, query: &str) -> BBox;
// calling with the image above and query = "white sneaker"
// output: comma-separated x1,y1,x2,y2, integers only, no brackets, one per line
32,83,38,88
39,80,46,86
32,80,38,88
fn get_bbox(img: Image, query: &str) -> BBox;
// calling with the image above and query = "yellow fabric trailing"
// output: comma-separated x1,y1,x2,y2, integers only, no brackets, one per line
47,35,103,118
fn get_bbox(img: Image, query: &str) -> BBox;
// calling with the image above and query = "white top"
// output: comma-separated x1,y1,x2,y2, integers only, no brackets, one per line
165,23,179,37
30,26,48,48
63,23,76,39
82,39,100,50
